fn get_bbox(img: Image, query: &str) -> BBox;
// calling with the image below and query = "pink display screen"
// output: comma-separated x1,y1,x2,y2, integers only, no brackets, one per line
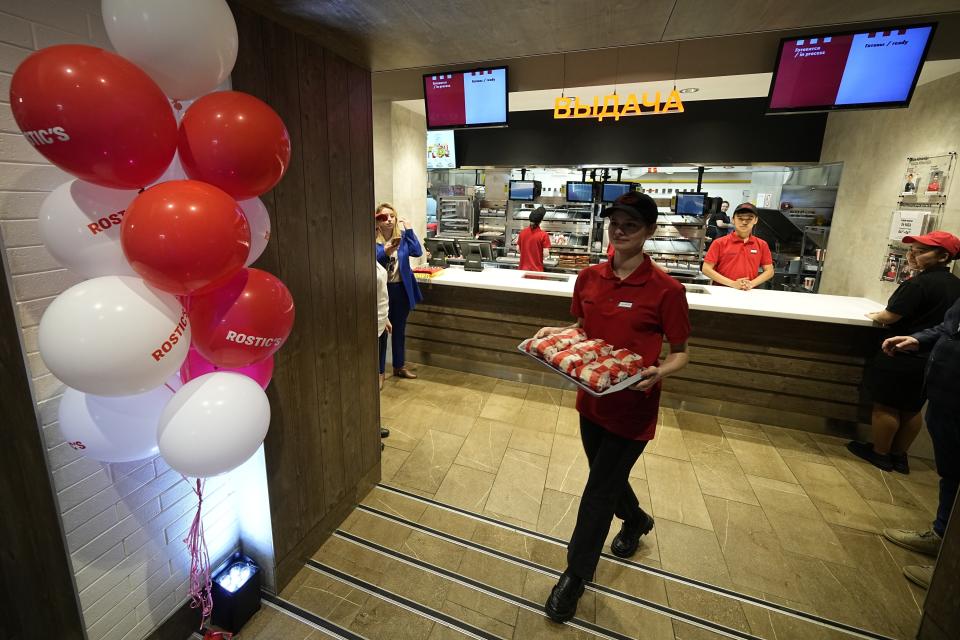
423,67,508,129
768,25,934,113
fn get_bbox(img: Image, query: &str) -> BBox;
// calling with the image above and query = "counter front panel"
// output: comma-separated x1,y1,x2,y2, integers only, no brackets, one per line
407,271,884,430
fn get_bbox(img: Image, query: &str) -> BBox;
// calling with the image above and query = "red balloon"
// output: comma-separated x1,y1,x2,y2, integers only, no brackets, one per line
189,268,295,367
9,45,177,189
121,180,250,295
181,347,274,390
178,91,291,199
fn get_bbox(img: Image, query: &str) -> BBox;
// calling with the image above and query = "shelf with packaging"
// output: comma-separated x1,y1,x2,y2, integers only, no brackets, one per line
658,214,706,226
645,239,702,255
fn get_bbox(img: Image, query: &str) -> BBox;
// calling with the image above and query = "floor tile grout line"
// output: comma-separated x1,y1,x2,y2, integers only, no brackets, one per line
374,483,898,640
328,531,673,640
352,505,762,640
675,416,747,586
306,557,517,640
259,595,363,640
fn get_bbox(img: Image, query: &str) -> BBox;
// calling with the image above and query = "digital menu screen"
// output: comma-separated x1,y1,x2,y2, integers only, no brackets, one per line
424,66,508,130
768,25,934,113
601,183,633,202
566,182,594,202
509,180,537,201
426,130,456,169
676,193,706,216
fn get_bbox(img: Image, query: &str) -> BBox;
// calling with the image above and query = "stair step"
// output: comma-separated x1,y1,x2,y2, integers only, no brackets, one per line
191,597,354,640
317,523,656,639
279,557,483,640
361,483,895,640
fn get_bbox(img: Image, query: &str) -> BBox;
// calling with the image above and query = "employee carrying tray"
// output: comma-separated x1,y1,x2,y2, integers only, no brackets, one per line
517,329,646,397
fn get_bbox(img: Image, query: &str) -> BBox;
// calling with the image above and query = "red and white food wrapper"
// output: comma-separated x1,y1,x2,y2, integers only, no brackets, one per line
518,332,645,396
569,339,612,364
542,328,588,358
549,348,584,375
610,348,643,375
555,328,588,343
577,361,612,392
597,357,629,383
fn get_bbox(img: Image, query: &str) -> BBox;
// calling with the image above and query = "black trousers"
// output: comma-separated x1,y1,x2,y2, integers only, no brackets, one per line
926,399,959,537
567,416,649,581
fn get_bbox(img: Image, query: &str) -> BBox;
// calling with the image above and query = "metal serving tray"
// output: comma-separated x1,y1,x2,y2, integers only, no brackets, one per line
517,344,646,397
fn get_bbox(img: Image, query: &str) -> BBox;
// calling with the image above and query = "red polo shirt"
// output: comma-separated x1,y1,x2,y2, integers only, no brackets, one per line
703,233,773,282
570,256,691,440
518,226,551,271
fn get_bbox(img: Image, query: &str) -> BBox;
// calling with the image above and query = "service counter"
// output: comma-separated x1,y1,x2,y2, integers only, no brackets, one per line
406,267,886,432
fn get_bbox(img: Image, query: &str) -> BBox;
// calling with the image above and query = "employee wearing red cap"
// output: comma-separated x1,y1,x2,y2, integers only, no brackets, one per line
701,203,774,290
534,191,690,623
517,206,551,271
849,231,960,475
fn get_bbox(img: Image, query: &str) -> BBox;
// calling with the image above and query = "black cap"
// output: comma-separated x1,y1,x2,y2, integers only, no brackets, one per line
733,202,758,216
529,206,546,225
600,192,658,226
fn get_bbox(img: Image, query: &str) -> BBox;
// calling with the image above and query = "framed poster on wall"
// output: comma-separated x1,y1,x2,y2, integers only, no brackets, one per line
881,253,901,282
898,153,954,203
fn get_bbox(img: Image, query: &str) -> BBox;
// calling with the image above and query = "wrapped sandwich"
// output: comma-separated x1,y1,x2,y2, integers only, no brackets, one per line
518,331,645,395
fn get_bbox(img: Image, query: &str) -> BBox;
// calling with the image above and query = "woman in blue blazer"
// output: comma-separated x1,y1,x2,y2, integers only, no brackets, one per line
376,203,423,386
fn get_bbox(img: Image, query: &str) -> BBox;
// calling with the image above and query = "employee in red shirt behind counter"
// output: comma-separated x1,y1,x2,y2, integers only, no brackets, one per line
701,202,775,290
517,206,551,271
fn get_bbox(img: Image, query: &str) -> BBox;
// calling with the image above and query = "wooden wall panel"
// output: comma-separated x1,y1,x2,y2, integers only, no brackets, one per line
231,2,380,590
295,35,343,522
347,63,380,474
407,283,880,426
325,51,360,508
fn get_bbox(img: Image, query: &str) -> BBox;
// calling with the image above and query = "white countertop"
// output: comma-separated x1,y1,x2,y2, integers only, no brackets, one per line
423,266,884,327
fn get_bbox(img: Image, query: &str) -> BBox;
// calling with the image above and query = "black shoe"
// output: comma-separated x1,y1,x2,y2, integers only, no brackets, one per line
890,452,910,475
380,427,390,438
544,571,584,623
846,441,893,472
611,512,655,558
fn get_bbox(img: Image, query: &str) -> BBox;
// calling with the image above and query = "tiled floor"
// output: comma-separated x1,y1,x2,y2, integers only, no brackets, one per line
374,364,940,640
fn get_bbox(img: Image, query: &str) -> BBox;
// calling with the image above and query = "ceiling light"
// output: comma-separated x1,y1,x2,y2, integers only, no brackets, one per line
678,88,699,94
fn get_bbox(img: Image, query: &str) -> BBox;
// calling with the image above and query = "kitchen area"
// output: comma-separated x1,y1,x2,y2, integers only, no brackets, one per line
425,163,841,292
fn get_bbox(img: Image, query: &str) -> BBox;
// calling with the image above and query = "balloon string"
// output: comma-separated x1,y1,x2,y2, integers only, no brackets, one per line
182,295,193,383
183,477,213,626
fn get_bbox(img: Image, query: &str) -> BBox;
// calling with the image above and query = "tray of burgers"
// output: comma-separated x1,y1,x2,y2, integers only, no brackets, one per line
518,328,645,397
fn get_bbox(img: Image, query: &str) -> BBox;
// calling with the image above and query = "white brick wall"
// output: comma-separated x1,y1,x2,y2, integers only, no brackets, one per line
0,2,245,638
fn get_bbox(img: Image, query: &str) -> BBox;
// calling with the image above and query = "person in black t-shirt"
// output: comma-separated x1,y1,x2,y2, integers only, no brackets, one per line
705,200,731,244
848,231,960,473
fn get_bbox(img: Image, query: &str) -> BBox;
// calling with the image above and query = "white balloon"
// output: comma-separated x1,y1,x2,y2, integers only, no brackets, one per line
39,276,190,396
102,0,238,101
59,375,180,463
38,180,139,278
239,198,271,266
158,372,270,477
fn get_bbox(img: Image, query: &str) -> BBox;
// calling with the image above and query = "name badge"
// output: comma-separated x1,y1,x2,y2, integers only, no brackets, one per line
750,249,758,254
618,301,633,309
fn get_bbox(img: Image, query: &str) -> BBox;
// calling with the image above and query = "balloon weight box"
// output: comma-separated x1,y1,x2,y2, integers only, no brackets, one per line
210,555,261,633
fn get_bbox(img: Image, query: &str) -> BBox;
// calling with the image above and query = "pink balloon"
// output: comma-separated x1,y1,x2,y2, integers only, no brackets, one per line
180,346,273,389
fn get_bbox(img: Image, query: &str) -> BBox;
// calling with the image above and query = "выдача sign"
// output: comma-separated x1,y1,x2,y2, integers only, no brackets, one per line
554,90,684,121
